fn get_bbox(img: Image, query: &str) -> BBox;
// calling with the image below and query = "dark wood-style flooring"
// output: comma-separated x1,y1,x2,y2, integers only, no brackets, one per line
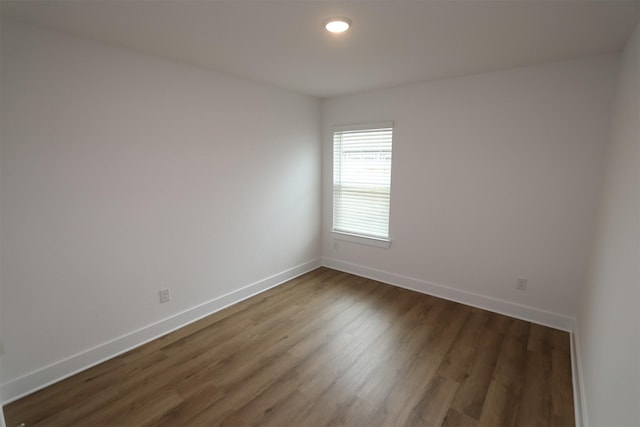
4,267,574,426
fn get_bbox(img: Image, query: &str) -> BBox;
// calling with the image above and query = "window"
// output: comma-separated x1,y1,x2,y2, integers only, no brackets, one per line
332,123,393,246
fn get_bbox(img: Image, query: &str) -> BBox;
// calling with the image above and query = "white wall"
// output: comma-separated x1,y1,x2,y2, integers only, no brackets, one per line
322,55,619,327
0,21,321,397
0,13,5,427
576,23,640,427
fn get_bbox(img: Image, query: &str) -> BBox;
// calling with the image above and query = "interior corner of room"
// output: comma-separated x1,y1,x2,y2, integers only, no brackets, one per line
0,2,638,426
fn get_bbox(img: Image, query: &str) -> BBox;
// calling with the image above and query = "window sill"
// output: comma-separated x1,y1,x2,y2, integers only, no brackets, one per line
332,231,391,248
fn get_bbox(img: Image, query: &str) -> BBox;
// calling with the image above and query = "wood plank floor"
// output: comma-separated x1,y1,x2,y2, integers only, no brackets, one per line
3,267,575,426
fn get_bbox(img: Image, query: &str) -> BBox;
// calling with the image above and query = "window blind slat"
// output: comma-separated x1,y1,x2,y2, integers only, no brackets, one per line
333,126,392,240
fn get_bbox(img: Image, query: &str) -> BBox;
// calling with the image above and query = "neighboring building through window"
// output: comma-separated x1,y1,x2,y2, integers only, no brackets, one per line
332,123,393,246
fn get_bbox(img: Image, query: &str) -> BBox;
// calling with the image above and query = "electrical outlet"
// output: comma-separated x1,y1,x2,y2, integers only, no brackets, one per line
159,288,171,303
516,278,528,291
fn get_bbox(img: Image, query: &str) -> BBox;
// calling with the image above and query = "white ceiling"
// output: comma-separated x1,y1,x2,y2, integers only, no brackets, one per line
2,1,638,98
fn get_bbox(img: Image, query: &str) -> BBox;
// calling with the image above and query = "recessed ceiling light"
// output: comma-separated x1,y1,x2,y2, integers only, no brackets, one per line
324,17,351,33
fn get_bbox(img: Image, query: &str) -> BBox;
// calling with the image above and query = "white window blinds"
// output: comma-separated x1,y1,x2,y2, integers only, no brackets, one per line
333,125,393,241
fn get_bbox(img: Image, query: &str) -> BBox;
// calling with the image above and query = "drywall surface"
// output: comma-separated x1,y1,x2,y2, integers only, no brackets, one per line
0,13,5,427
321,55,618,322
577,23,640,427
0,21,321,387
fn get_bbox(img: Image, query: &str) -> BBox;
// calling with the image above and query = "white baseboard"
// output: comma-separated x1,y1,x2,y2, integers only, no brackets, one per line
321,257,574,332
571,323,589,427
0,258,321,404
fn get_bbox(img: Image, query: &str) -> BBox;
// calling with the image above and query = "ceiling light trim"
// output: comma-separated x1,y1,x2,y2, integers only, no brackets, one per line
324,17,352,33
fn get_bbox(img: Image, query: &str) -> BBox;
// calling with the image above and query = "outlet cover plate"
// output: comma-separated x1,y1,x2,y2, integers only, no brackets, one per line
159,288,171,303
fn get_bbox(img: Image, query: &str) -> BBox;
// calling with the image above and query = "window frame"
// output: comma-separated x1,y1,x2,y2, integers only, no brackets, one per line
331,121,394,248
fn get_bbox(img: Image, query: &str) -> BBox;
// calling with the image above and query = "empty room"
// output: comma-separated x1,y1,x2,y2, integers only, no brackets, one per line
0,1,638,426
